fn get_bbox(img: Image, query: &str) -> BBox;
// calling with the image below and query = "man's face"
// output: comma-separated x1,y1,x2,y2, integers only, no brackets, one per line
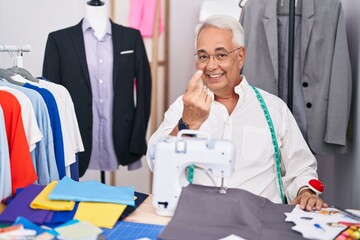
195,27,245,97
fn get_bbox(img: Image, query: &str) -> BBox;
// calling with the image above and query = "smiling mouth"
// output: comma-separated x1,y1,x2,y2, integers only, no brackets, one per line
207,73,223,80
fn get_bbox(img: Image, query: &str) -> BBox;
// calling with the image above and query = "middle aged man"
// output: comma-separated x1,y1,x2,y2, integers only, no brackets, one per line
147,15,327,211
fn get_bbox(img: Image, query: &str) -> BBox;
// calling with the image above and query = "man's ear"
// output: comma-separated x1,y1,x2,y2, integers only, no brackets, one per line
238,47,246,68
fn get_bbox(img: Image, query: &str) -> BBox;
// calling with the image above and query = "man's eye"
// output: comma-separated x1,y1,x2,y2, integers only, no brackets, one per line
198,55,209,60
216,53,228,60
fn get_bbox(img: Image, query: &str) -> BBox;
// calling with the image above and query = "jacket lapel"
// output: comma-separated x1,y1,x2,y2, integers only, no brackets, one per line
262,0,279,82
301,0,315,75
71,20,91,91
111,21,123,89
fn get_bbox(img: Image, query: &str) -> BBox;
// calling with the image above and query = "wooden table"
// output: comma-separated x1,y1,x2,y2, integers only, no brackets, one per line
124,195,171,226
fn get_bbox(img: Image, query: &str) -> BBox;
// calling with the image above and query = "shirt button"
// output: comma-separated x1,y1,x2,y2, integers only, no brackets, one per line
99,59,103,63
306,103,312,108
99,79,103,83
302,82,308,87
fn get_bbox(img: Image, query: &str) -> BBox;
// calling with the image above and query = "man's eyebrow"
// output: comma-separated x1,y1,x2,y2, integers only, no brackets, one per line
196,49,207,53
196,47,227,53
214,47,227,51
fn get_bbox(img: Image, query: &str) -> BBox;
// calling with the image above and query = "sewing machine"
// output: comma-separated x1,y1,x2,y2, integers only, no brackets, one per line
149,130,236,216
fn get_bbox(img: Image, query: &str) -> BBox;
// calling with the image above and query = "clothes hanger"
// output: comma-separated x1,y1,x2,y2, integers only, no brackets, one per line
0,68,24,86
239,0,246,8
87,0,104,6
7,66,39,83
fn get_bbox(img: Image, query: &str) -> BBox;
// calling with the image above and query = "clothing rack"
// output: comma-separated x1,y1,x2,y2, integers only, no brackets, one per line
287,0,296,112
0,44,31,68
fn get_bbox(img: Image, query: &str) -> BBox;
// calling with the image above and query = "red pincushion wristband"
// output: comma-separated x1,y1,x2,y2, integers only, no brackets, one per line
307,179,325,196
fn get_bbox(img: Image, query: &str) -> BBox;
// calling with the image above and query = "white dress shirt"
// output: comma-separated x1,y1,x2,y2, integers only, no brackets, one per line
146,76,318,203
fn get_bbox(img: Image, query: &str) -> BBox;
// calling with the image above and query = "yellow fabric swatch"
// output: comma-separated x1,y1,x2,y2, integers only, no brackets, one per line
30,181,75,211
74,202,127,229
0,203,5,214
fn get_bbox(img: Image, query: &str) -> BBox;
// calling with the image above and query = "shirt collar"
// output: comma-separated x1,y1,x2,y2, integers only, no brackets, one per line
234,75,250,99
207,75,249,101
82,17,112,36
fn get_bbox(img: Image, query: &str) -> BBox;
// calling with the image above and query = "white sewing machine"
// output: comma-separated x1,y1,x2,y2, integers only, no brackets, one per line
149,130,236,216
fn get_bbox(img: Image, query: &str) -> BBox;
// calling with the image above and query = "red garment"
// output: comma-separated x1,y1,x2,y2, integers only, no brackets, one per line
0,90,37,194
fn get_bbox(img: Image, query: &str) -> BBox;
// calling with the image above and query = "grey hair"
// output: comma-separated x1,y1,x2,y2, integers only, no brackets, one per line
194,14,245,49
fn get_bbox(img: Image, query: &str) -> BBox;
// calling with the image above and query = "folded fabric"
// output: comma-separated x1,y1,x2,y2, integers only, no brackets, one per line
55,220,102,240
31,181,75,211
120,191,149,220
13,216,58,236
74,202,127,229
45,203,78,226
0,227,36,239
0,184,53,224
49,176,135,206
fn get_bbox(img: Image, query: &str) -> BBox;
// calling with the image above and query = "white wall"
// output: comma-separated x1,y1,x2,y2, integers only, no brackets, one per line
0,0,86,75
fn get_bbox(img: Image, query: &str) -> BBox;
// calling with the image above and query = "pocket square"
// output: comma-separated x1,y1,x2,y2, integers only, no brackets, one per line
120,50,134,54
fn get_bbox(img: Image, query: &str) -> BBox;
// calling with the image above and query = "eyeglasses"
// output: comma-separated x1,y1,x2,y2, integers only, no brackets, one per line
194,47,242,64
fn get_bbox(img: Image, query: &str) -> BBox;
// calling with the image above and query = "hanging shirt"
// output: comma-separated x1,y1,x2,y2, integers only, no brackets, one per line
128,0,164,38
38,79,84,167
83,18,118,171
0,80,58,185
0,86,43,152
0,106,11,200
24,83,66,179
0,90,37,194
146,76,318,203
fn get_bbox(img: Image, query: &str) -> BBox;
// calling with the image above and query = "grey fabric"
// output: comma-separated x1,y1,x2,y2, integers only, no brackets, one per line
159,184,303,240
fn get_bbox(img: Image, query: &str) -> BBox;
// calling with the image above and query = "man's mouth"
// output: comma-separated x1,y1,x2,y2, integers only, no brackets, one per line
207,73,223,80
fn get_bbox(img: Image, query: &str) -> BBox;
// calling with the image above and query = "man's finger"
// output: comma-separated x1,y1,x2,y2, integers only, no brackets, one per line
186,70,203,92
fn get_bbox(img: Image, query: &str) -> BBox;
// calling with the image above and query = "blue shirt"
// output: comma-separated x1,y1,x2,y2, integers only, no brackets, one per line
24,83,65,179
0,105,12,200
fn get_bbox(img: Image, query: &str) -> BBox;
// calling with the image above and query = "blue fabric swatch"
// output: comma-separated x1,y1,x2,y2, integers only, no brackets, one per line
49,177,135,206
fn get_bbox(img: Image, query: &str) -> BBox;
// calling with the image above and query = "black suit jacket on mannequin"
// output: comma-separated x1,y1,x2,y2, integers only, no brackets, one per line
43,20,152,177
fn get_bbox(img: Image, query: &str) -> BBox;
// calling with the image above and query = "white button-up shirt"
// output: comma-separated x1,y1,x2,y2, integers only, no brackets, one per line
147,76,318,203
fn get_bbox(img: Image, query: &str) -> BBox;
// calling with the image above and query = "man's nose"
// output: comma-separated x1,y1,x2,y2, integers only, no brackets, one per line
206,55,219,69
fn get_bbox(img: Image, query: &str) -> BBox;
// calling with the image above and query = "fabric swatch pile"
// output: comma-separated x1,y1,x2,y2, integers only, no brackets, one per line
0,176,146,239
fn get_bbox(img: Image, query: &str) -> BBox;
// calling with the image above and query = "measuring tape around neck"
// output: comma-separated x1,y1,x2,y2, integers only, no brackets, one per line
251,86,285,204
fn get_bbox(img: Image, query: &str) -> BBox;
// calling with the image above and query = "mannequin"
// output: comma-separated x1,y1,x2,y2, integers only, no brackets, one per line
85,0,108,40
43,0,152,179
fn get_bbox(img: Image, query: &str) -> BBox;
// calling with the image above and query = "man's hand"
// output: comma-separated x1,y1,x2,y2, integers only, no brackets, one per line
181,70,212,129
290,189,328,211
